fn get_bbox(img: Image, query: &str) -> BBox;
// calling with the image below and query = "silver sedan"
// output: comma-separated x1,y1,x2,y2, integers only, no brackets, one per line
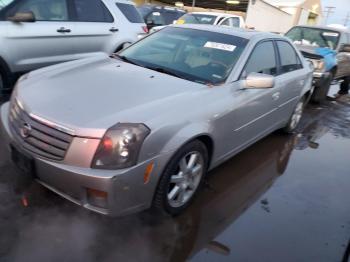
0,25,313,216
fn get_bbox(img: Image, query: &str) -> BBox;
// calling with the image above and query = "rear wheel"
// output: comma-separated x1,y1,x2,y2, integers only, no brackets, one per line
154,140,208,216
283,98,305,133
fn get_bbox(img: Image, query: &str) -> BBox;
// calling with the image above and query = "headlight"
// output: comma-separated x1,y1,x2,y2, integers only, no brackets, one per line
91,123,150,170
311,59,325,72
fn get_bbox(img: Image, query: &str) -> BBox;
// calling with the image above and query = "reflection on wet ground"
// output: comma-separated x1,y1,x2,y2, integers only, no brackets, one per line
0,87,350,262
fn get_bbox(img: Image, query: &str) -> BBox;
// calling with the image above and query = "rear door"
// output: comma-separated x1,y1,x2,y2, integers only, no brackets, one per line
274,40,306,123
3,0,77,72
70,0,117,56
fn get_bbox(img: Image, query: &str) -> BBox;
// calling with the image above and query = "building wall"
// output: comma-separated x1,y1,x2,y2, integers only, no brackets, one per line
245,0,294,33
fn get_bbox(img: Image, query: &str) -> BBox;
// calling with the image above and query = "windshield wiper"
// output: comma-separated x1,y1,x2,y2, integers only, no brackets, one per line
111,54,145,67
148,66,212,85
147,67,184,79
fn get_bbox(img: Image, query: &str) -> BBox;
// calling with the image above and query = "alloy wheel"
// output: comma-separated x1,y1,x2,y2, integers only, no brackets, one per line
167,151,204,208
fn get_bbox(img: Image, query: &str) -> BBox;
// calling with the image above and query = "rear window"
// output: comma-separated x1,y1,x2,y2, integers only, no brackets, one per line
116,3,143,23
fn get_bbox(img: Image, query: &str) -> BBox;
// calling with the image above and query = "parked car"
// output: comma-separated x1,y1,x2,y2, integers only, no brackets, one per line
177,12,245,28
150,11,246,33
0,25,313,216
286,25,350,102
0,0,147,95
137,4,186,30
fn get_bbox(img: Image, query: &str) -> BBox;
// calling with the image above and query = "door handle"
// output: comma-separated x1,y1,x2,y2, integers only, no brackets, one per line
109,27,119,32
57,27,71,33
272,92,280,101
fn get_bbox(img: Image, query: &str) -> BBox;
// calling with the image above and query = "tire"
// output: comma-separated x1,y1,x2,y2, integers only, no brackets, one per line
283,98,305,134
153,140,208,216
310,73,333,103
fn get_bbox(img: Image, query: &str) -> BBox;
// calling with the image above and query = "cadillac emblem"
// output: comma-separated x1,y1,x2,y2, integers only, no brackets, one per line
20,122,32,138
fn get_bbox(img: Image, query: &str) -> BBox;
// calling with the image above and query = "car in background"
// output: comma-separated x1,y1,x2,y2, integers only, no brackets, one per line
0,25,312,216
286,25,350,102
149,11,246,34
137,4,186,30
0,0,147,95
177,12,245,28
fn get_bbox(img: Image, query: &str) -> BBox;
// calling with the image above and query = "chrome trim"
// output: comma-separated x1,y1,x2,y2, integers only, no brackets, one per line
234,107,278,132
14,97,76,136
29,113,76,136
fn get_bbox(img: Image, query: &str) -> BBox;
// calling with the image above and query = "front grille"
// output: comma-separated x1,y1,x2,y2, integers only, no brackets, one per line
9,99,73,161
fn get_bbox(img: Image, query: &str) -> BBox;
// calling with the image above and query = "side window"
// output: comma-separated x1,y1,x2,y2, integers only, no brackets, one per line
243,41,277,76
116,3,143,23
277,41,303,74
220,18,231,26
73,0,113,22
230,17,240,28
9,0,68,21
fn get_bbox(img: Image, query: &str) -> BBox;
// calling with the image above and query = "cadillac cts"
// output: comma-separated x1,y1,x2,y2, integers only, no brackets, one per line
0,25,313,216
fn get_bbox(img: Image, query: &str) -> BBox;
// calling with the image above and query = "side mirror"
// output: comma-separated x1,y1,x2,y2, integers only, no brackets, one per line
244,73,275,89
339,43,350,53
7,11,36,23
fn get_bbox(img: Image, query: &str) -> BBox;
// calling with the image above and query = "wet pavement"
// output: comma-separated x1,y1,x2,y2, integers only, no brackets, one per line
0,86,350,262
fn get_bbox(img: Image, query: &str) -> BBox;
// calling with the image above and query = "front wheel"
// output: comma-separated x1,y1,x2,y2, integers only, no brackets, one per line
153,140,208,216
283,99,305,133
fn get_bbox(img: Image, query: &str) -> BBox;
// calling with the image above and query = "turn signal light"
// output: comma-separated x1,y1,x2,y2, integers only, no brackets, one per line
143,162,154,184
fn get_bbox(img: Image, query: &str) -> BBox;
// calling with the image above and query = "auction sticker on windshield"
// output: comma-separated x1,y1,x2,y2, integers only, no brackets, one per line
204,42,236,52
176,19,185,24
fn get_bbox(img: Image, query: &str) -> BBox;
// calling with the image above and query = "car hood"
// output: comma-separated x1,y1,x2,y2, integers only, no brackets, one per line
295,44,324,60
16,55,205,138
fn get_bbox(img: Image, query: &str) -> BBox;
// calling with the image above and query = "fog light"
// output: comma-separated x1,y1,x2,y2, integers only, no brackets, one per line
86,188,108,208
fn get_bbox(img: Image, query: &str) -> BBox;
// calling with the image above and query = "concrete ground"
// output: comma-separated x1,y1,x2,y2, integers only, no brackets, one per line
0,86,349,262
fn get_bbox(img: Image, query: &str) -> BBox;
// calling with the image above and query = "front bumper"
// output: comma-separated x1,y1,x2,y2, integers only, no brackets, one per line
0,102,172,216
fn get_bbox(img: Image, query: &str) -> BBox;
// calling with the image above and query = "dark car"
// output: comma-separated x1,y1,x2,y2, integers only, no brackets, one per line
286,25,350,102
137,4,186,30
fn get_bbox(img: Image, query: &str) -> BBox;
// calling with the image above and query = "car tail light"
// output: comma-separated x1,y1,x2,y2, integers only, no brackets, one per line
142,26,149,33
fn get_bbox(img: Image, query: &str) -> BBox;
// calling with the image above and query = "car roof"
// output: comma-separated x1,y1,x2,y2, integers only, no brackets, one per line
292,25,350,33
138,4,186,12
190,11,242,18
170,24,283,41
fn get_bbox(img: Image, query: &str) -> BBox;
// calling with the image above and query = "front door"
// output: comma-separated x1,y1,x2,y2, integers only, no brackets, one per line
225,41,280,155
3,0,77,72
69,0,117,57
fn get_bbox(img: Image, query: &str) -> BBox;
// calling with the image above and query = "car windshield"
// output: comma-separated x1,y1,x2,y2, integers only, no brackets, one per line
0,0,14,12
177,13,217,25
118,27,248,85
286,27,340,50
162,10,185,24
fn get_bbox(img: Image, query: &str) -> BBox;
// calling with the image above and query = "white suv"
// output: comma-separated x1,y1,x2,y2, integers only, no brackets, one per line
0,0,147,94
